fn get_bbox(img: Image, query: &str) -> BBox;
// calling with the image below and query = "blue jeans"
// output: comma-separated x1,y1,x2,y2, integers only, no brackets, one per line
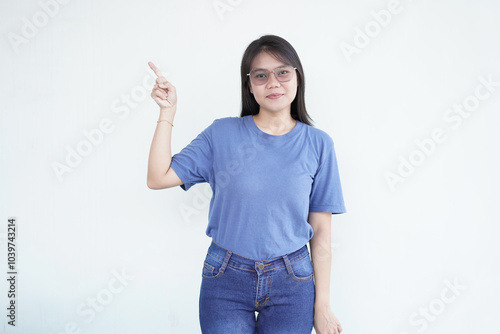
199,240,315,333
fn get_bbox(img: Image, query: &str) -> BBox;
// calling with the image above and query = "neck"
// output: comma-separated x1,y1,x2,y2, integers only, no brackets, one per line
253,109,296,135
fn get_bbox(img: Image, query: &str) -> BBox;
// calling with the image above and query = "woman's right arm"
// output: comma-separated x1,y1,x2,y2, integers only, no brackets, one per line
146,61,183,190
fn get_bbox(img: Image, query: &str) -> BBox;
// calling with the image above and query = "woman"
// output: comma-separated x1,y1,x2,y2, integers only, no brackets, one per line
147,35,346,334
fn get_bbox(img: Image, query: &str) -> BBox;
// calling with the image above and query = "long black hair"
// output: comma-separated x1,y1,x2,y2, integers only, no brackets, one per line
239,35,314,126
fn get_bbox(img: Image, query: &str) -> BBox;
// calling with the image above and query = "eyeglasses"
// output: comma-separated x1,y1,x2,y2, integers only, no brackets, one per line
246,65,297,86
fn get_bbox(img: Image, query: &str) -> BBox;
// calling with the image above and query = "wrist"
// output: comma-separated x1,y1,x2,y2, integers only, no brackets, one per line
159,109,175,121
159,107,176,115
315,297,331,309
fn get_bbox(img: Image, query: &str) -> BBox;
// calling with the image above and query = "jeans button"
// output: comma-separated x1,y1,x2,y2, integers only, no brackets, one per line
257,263,264,270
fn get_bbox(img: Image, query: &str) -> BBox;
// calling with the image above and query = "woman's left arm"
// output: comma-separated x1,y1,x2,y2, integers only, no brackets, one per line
308,211,343,334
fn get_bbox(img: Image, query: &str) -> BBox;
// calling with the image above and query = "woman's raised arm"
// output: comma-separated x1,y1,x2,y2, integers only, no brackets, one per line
146,61,183,190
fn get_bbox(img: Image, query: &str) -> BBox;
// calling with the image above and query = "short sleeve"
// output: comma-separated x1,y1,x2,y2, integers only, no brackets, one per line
309,135,346,214
170,120,215,191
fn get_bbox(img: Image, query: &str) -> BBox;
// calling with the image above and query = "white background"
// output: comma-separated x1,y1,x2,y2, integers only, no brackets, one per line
1,0,499,333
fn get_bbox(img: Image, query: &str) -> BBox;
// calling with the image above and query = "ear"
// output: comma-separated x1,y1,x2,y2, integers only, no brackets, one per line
249,85,253,94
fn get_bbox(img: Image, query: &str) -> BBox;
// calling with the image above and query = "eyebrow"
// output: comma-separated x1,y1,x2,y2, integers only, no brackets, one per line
251,65,290,71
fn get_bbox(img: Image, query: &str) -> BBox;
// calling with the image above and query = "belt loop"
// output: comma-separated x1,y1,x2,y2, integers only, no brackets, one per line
220,250,232,273
282,254,293,275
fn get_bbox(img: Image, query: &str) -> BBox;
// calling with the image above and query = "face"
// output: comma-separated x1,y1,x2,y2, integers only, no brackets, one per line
248,51,298,115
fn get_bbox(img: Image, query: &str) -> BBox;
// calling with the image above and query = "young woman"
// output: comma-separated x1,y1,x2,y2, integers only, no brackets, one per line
147,35,346,334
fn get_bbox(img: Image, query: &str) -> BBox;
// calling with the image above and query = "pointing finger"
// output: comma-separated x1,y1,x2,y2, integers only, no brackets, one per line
148,61,164,78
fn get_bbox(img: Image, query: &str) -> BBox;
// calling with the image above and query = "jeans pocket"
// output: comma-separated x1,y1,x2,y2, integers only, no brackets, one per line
289,254,314,281
201,253,226,280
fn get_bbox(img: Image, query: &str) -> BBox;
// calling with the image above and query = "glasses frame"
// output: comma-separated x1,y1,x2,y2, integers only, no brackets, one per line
246,65,297,86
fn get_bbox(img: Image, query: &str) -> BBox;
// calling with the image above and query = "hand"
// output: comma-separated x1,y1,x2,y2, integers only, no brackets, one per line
148,61,177,111
314,304,342,334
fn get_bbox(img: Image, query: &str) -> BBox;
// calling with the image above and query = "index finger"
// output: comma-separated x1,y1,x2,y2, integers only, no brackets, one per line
148,61,164,78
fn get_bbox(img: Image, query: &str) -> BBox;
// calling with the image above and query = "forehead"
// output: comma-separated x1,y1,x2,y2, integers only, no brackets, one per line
250,51,288,70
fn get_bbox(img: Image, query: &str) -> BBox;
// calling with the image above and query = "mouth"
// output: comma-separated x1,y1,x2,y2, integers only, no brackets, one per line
267,94,283,99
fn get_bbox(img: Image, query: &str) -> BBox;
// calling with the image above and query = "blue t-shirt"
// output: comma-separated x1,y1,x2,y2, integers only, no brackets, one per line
170,115,346,260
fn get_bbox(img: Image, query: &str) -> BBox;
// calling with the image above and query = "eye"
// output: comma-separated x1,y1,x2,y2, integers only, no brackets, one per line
254,72,267,79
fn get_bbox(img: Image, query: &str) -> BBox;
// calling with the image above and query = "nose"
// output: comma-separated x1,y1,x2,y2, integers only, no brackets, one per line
266,72,281,88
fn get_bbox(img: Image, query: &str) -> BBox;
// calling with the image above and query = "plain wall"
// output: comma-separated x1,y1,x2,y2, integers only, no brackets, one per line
1,0,499,333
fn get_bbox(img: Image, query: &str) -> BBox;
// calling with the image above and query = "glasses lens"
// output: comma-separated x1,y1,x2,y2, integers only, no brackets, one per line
275,66,294,82
251,70,268,85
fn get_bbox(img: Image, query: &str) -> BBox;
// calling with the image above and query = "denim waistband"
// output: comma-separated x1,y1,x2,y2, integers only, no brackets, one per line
206,240,310,274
